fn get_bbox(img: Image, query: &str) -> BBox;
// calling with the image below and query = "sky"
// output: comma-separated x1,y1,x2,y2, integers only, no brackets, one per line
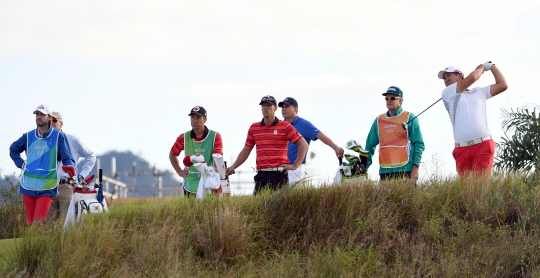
1,1,539,195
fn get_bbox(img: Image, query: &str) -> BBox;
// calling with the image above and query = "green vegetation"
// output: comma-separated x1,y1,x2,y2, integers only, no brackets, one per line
2,173,540,277
0,176,26,240
495,106,540,172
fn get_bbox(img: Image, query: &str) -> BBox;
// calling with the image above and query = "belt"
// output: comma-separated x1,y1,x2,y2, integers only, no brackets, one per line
455,136,492,147
258,167,284,172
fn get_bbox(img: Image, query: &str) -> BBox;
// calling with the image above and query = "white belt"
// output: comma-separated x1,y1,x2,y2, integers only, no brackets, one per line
455,136,492,147
258,167,284,172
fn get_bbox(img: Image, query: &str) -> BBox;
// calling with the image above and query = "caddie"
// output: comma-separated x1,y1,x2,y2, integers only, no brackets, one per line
279,97,345,184
438,62,508,176
169,106,224,197
9,104,76,227
226,95,308,194
46,111,96,223
364,87,425,181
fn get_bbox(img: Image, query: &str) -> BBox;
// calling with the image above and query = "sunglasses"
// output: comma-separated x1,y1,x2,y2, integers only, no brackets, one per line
52,118,60,123
385,96,400,101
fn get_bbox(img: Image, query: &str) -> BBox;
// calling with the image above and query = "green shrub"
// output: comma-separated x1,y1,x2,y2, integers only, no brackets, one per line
0,176,26,239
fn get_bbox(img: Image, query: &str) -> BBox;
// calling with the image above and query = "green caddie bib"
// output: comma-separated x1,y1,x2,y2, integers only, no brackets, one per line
184,129,216,193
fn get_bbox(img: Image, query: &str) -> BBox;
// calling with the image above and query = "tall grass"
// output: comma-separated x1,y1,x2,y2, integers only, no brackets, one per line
0,176,26,239
3,173,540,277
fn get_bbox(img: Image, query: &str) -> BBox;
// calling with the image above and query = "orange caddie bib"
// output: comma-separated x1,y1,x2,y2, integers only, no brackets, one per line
377,111,410,168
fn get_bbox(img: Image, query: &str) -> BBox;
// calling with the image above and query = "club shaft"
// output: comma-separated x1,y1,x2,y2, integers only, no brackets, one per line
407,98,442,124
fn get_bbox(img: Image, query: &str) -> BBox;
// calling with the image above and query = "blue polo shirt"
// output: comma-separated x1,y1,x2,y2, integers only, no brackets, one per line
287,116,321,164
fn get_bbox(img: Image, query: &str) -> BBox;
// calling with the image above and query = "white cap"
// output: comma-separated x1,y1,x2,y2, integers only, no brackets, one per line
33,104,51,115
438,66,463,79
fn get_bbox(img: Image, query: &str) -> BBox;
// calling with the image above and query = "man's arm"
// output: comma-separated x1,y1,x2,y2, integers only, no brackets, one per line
408,114,425,181
9,134,27,169
316,132,345,158
283,137,308,173
170,150,188,179
57,133,76,168
226,145,253,175
73,137,96,178
489,65,508,97
364,118,380,170
456,64,486,93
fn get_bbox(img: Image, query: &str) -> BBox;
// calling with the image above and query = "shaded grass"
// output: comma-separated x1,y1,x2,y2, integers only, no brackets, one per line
4,173,540,277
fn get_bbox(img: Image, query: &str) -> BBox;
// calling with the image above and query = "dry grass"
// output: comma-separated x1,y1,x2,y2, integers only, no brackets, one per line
3,172,540,277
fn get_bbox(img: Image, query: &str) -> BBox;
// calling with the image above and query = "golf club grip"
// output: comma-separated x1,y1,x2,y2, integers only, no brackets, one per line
99,169,102,183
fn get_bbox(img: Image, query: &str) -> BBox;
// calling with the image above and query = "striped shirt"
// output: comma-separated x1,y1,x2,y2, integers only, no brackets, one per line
171,126,223,156
58,132,96,179
246,117,302,169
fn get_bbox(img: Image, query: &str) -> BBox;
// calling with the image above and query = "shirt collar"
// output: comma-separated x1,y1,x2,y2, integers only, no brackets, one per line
260,117,279,127
190,126,209,139
291,116,300,124
36,125,53,138
387,106,403,117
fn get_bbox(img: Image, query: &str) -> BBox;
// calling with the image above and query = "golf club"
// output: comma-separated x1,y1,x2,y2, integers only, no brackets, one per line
401,97,442,130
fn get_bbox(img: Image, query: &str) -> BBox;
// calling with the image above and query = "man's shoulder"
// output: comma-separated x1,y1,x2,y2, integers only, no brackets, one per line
249,122,262,129
63,132,78,140
276,120,294,128
294,116,314,126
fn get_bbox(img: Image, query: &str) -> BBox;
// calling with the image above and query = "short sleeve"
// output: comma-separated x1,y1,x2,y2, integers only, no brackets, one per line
171,134,185,156
483,85,492,99
441,83,458,103
302,120,321,141
213,132,223,155
245,127,255,147
285,124,302,143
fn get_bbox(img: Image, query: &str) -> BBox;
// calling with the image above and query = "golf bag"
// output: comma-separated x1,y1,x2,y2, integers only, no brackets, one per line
63,166,108,233
334,139,369,184
213,154,231,197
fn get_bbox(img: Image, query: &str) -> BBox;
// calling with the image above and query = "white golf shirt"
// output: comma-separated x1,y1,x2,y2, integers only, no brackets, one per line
57,132,97,179
442,83,492,144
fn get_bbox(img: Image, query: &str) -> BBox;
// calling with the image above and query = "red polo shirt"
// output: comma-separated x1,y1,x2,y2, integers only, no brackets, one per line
246,117,302,169
171,127,223,156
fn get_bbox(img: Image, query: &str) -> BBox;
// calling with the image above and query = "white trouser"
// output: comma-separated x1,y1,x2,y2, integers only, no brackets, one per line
288,164,306,184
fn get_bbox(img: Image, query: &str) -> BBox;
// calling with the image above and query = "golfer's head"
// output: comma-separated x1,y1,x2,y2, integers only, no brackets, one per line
33,104,52,127
259,95,277,118
382,86,403,112
278,97,298,120
438,66,464,87
188,106,207,129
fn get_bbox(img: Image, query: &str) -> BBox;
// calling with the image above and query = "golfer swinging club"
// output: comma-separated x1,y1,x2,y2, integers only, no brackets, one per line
438,62,508,177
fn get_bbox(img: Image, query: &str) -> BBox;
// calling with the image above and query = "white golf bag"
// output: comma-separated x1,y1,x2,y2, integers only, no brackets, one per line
63,166,108,233
212,154,231,196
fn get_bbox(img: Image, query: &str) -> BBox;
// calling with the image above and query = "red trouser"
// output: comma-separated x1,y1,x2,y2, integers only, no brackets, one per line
452,139,495,177
22,194,54,225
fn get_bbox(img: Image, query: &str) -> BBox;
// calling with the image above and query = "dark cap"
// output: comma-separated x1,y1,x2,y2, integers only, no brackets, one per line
259,95,277,106
382,86,403,97
278,97,298,107
188,106,207,117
